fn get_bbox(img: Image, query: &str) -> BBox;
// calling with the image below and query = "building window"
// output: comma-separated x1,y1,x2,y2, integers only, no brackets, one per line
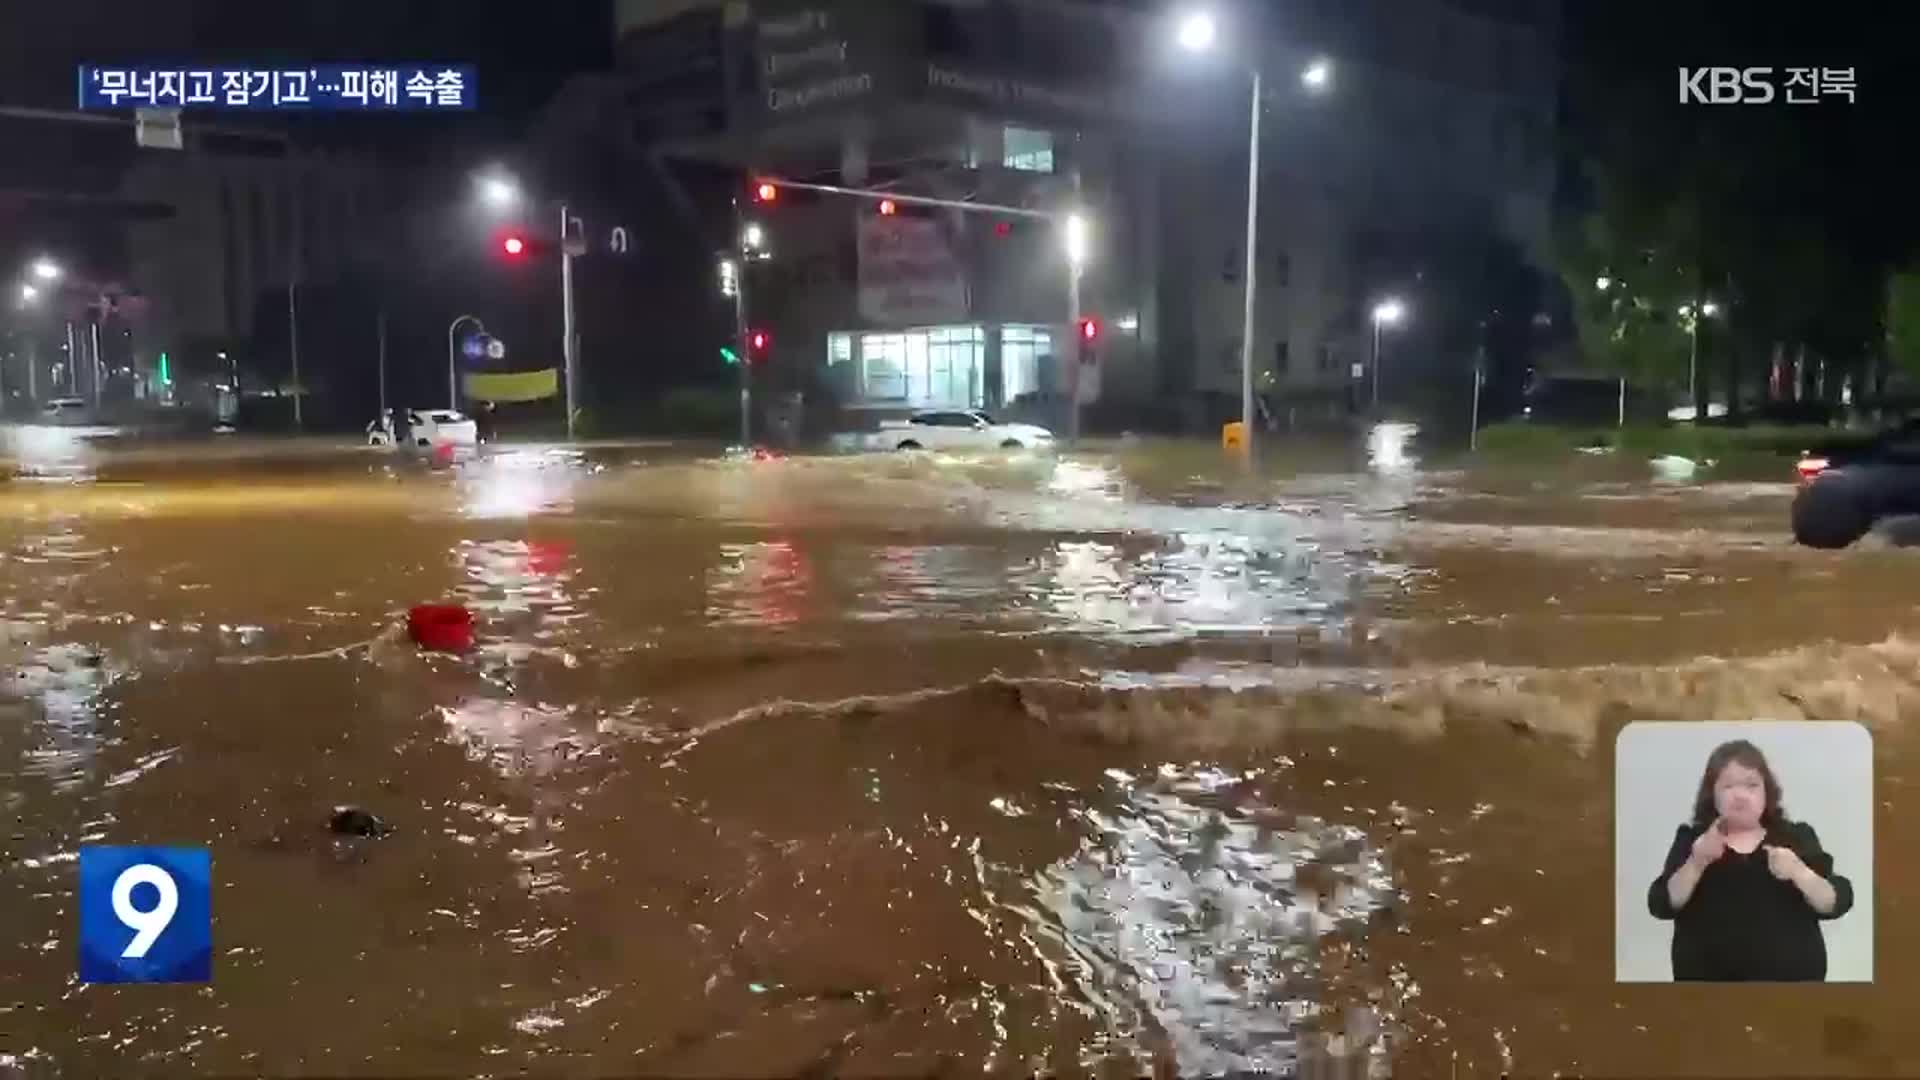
828,332,852,366
1275,251,1291,287
1275,340,1289,373
861,333,907,400
1319,343,1338,372
1002,126,1054,173
857,325,983,408
1001,324,1052,403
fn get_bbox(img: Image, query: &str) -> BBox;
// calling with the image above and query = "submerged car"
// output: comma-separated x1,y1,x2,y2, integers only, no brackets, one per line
879,410,1055,451
38,397,94,425
1790,419,1920,548
368,409,479,450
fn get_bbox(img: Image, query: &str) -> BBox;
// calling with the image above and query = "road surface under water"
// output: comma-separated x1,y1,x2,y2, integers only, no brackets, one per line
4,426,1920,1077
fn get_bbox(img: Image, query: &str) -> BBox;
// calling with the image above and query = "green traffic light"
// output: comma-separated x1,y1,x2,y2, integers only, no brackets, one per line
158,351,171,384
719,346,741,366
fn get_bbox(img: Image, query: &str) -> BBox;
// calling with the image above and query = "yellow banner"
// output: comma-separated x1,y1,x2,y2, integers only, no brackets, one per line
463,368,559,403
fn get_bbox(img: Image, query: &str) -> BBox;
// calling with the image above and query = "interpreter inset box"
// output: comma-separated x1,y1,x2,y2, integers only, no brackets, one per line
1615,720,1872,983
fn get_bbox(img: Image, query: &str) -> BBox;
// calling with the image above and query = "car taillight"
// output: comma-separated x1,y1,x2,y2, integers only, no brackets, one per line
1796,456,1829,483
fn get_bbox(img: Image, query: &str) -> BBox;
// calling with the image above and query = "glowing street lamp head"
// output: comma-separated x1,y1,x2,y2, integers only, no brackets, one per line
1372,298,1407,326
19,283,37,302
1301,57,1333,92
1595,275,1613,291
30,258,61,281
1064,211,1090,267
478,175,520,208
1176,11,1217,51
1701,300,1721,317
742,222,765,251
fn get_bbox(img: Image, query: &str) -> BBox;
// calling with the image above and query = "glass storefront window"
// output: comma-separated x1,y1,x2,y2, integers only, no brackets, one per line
1003,126,1054,173
862,333,907,400
854,325,983,408
1001,324,1052,403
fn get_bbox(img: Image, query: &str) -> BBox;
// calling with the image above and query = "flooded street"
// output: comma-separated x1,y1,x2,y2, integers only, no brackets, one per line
5,427,1920,1076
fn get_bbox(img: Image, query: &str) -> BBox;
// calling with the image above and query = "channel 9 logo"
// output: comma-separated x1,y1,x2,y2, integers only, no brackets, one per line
77,846,212,983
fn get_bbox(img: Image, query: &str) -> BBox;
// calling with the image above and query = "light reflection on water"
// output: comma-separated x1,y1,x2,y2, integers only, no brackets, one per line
455,447,583,519
8,642,118,792
706,539,814,626
1016,764,1398,1076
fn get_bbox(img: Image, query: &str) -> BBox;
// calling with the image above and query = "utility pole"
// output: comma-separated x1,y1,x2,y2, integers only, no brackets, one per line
376,309,387,416
731,195,751,447
1237,68,1263,458
560,202,580,440
288,171,303,431
88,320,103,411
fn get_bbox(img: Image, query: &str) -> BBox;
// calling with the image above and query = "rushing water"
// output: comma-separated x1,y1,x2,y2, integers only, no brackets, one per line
3,429,1920,1076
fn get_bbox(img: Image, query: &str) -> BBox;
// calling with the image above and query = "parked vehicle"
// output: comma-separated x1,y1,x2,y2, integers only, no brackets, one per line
879,410,1055,451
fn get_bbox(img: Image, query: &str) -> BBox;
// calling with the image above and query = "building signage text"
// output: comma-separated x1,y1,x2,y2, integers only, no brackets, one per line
755,6,872,114
926,64,1109,117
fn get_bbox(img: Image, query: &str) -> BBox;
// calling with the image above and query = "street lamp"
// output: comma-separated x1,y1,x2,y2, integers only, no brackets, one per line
1595,275,1613,291
477,175,520,209
1301,57,1333,93
1369,297,1407,411
18,283,37,303
1176,8,1332,456
1064,210,1092,444
473,168,580,439
1679,300,1721,413
30,259,61,282
1063,212,1089,269
447,313,486,411
1176,11,1216,50
741,222,766,254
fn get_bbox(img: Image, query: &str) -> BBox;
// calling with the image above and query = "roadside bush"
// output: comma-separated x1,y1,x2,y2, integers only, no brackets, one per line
644,386,737,436
1475,421,1853,462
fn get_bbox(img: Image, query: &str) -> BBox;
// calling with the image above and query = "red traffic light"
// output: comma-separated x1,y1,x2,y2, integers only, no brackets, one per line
993,220,1013,237
502,235,526,256
1079,317,1100,341
878,198,898,216
748,328,770,360
753,181,778,203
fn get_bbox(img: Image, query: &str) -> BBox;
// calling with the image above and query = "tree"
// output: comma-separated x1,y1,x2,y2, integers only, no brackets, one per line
1886,271,1920,384
1553,178,1698,393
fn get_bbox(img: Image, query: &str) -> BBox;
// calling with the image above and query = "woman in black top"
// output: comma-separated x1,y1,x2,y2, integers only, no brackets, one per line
1648,738,1854,981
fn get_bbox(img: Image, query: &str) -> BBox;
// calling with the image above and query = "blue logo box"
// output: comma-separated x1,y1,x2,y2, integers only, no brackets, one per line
77,846,212,984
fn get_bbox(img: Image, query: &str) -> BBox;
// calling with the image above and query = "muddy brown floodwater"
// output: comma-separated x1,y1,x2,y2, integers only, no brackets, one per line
5,426,1920,1076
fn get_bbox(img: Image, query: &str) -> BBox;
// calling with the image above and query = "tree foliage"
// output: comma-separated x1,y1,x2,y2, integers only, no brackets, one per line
1552,181,1697,389
1889,270,1920,380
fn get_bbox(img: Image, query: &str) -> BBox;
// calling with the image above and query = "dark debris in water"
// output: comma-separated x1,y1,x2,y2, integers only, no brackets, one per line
328,805,394,838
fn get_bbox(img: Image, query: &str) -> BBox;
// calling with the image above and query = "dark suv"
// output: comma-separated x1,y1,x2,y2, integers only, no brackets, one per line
1791,420,1920,548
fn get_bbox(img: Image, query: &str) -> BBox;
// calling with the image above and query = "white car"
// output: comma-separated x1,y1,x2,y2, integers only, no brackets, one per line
368,409,479,449
39,398,93,425
880,410,1055,451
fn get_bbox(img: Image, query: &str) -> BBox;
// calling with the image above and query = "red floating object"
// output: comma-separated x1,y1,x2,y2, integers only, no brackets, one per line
407,603,474,653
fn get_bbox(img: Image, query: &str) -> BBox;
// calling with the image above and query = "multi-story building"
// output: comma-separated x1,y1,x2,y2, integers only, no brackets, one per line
120,143,389,350
591,0,1562,431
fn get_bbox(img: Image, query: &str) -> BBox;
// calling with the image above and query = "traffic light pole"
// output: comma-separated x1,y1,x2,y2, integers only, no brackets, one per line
1068,264,1082,446
731,197,752,448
